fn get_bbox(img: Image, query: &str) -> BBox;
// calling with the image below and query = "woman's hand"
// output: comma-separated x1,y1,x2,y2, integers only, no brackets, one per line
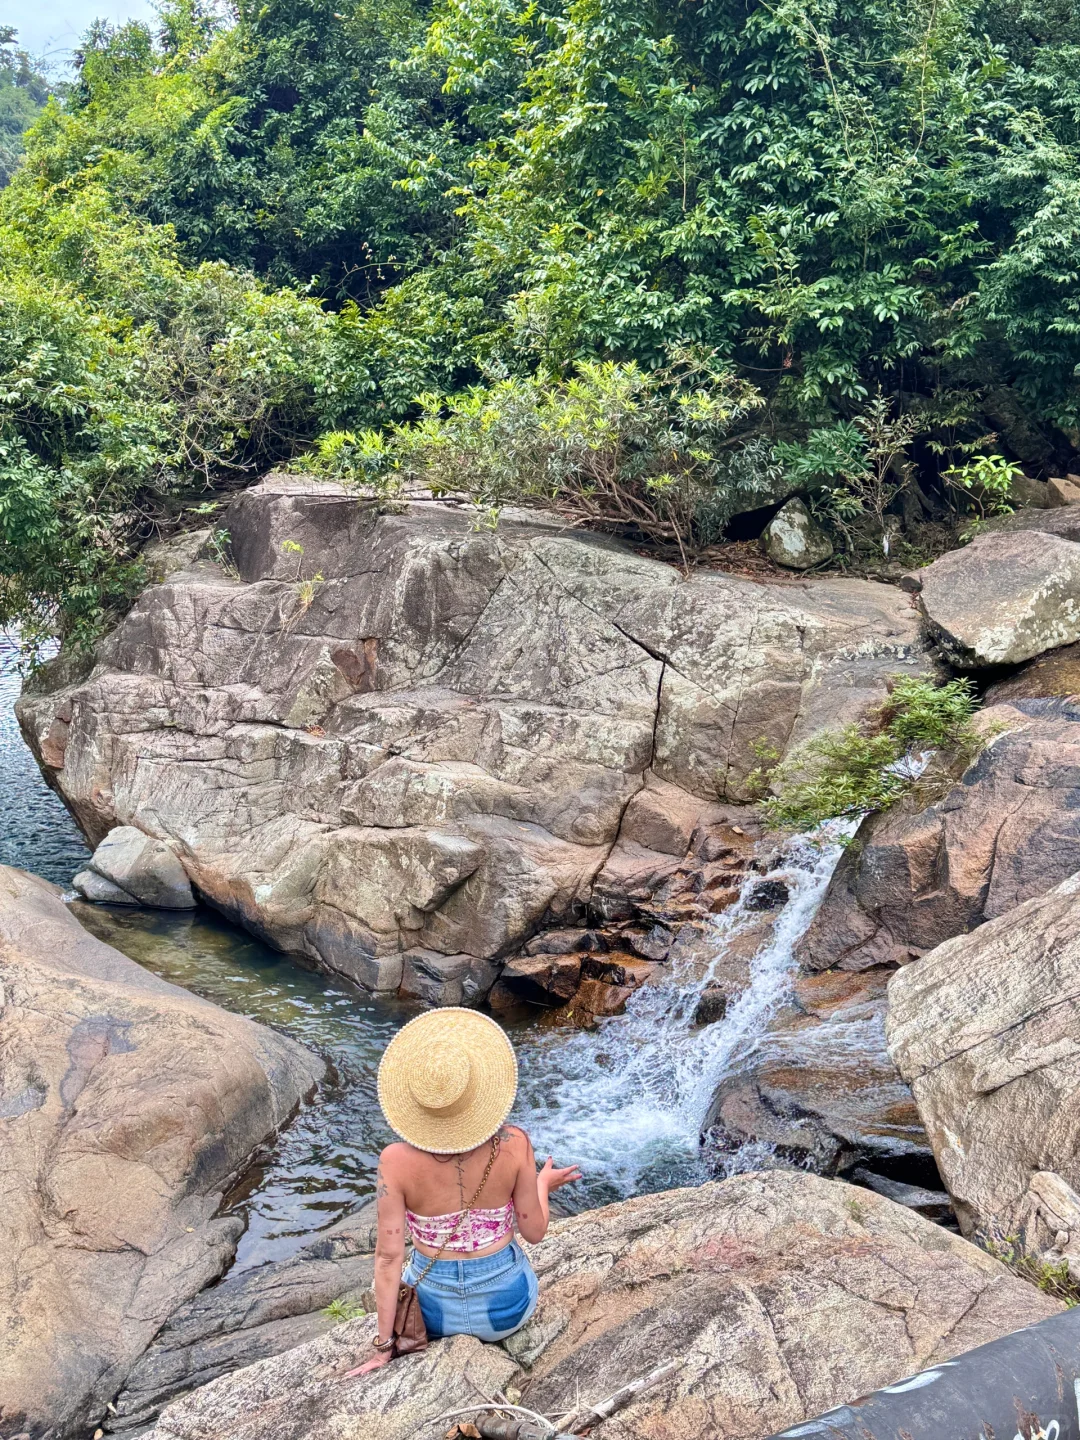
537,1156,582,1194
341,1346,393,1379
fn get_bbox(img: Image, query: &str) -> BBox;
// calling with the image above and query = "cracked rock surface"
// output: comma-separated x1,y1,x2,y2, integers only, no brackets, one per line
798,699,1080,973
888,867,1080,1239
0,865,323,1439
149,1169,1058,1440
17,476,931,992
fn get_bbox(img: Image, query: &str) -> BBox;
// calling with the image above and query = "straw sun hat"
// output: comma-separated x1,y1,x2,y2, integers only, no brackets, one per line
377,1008,519,1154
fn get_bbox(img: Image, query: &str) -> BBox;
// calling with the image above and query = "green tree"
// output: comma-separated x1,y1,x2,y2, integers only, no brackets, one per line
0,28,51,186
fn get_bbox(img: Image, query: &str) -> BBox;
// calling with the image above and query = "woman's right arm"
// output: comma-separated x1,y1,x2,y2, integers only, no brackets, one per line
343,1146,406,1376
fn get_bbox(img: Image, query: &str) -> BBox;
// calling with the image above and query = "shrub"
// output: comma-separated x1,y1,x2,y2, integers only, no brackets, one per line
309,353,770,565
760,676,980,831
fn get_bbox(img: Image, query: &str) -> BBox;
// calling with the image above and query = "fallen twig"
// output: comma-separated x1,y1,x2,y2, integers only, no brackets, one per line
426,1402,556,1438
555,1357,684,1434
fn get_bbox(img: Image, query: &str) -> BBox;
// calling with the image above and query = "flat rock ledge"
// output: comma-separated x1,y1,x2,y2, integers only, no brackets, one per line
0,865,324,1440
150,1170,1057,1440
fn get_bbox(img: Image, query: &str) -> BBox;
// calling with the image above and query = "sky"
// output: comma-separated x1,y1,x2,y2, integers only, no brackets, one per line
3,0,156,65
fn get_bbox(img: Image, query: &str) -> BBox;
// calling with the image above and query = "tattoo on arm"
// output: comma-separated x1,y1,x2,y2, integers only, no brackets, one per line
376,1161,388,1202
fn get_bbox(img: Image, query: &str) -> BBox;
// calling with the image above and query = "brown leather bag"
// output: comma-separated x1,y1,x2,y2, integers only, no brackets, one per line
391,1136,501,1358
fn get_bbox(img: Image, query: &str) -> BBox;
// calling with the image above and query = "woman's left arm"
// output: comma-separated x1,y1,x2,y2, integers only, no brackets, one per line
343,1148,406,1377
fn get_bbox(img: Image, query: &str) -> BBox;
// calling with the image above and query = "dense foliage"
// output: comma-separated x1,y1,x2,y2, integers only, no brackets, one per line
0,29,51,186
4,0,1080,643
760,676,980,830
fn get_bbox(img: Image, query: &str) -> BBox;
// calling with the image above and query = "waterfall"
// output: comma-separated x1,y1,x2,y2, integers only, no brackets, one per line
513,826,853,1207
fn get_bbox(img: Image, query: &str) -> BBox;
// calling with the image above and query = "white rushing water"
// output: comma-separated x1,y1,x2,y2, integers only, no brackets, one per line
514,826,854,1201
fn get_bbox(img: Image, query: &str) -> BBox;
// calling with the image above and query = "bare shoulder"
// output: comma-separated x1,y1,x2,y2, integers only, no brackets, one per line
378,1142,412,1180
498,1123,533,1154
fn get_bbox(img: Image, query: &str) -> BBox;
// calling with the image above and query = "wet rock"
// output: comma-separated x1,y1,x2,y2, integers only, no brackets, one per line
624,923,674,959
524,927,606,955
543,975,638,1027
73,867,140,905
798,703,1080,972
0,865,323,1440
693,987,729,1025
888,868,1080,1240
78,825,196,909
744,878,790,911
704,968,932,1180
761,497,834,570
580,953,656,987
852,1169,955,1223
918,530,1080,667
985,642,1080,704
150,1171,1060,1440
498,952,583,1005
398,948,498,1006
19,477,931,993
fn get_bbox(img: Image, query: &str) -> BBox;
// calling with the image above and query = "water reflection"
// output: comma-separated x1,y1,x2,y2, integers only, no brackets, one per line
0,639,90,884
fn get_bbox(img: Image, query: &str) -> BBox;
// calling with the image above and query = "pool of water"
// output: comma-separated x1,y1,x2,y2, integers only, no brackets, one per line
0,640,91,885
2,631,844,1271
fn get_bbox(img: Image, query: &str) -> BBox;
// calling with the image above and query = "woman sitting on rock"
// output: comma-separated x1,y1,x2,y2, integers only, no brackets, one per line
347,1009,580,1374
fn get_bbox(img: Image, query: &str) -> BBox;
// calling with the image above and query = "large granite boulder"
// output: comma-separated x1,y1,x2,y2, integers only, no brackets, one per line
0,865,323,1439
150,1170,1058,1440
18,477,931,993
887,868,1080,1241
798,700,1080,972
917,530,1080,667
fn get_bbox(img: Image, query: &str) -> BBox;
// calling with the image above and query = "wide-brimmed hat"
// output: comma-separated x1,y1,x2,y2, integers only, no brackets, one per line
377,1008,519,1154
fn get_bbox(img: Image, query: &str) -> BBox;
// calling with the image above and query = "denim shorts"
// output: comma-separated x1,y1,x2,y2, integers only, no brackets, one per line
402,1240,539,1343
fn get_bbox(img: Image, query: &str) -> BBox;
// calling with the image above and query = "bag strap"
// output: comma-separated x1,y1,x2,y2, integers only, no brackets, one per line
412,1135,501,1285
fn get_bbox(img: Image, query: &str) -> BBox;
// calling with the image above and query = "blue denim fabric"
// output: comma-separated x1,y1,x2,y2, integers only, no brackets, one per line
402,1241,539,1343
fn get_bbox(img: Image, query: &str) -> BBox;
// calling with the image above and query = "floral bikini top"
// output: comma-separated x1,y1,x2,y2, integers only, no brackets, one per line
405,1201,515,1254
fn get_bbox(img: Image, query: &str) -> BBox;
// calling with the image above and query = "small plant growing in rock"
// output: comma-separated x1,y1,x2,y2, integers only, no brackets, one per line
982,1233,1080,1307
323,1298,368,1322
759,676,980,831
942,454,1021,519
774,393,919,555
279,539,325,629
205,528,239,579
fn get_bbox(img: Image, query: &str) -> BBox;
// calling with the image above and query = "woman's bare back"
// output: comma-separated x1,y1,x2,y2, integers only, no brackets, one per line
383,1123,526,1218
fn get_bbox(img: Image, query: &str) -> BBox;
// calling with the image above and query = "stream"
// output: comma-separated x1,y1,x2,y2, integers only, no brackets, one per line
2,636,844,1273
